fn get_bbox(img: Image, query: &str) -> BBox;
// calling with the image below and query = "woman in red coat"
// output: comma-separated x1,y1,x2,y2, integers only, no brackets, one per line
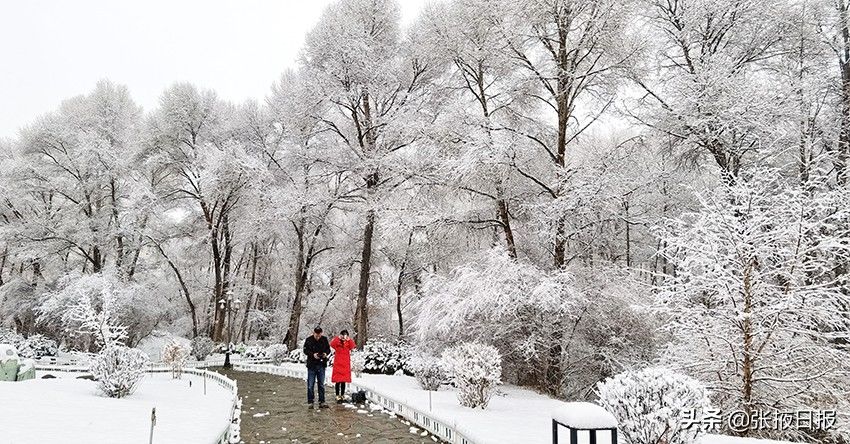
330,329,356,403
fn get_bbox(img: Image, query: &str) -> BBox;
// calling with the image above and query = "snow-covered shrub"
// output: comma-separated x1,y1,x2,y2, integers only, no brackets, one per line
241,344,266,358
161,340,189,379
350,351,365,376
0,329,58,359
265,344,288,364
190,336,215,361
361,339,410,375
409,354,445,391
288,348,306,363
17,334,58,359
0,328,23,346
89,346,150,398
441,342,501,409
413,249,656,397
596,368,711,444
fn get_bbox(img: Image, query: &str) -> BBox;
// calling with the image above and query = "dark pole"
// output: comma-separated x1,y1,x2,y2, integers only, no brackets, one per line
552,420,558,444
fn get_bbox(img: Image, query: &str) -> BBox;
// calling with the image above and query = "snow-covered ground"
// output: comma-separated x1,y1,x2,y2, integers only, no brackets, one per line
698,435,796,444
355,370,566,443
265,363,802,444
0,372,233,443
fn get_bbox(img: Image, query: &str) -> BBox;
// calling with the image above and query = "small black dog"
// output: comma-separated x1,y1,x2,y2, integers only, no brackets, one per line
350,390,367,403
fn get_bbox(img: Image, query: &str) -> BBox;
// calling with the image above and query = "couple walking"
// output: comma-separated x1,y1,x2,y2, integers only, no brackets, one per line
302,327,356,408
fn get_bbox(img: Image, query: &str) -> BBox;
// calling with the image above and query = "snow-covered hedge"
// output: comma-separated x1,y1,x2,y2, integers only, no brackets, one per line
17,334,58,359
0,329,58,359
596,368,711,444
89,346,150,398
265,343,288,364
441,342,501,409
288,348,306,363
350,350,365,376
161,340,190,379
190,336,215,361
409,354,446,391
361,339,410,375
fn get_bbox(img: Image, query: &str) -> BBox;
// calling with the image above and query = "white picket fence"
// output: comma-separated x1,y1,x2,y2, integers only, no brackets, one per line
233,362,477,444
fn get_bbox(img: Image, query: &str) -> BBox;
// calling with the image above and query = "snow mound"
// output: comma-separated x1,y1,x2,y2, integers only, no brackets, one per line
698,435,799,444
552,402,618,429
1,344,19,363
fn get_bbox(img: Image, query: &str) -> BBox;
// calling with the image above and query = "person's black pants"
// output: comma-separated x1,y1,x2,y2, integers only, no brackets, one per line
334,382,346,397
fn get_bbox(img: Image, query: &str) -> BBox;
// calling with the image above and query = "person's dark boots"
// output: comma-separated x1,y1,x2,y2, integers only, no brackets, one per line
307,402,315,410
319,402,329,409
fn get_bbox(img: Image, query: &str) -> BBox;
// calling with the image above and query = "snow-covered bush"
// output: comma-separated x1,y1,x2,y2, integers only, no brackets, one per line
265,343,288,364
596,368,711,444
89,346,150,398
161,340,189,379
441,342,501,409
241,344,266,358
0,328,22,346
17,334,58,359
288,348,306,363
413,249,655,397
190,336,215,361
0,329,58,359
361,339,410,375
409,354,445,391
350,351,365,376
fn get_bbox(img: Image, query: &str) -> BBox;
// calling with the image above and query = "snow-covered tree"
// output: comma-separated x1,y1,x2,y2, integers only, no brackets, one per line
38,272,135,350
190,336,215,361
161,339,189,379
414,248,655,396
300,0,434,346
655,171,850,439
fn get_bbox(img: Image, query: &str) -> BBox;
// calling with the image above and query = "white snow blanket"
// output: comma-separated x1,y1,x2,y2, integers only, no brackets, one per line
698,435,798,444
0,372,233,443
552,401,618,429
274,363,585,443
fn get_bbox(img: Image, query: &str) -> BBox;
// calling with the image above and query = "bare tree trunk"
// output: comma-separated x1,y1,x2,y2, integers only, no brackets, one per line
495,183,517,259
285,228,308,350
0,246,6,286
740,262,755,436
354,202,376,347
395,231,414,338
155,243,198,338
837,0,850,186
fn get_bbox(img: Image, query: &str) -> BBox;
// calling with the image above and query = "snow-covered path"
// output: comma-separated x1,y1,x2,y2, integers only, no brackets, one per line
219,368,438,444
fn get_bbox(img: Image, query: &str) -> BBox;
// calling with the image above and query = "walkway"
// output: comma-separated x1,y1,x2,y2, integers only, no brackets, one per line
218,368,437,444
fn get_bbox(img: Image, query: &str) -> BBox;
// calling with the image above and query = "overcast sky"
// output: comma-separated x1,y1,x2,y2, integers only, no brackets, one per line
0,0,428,139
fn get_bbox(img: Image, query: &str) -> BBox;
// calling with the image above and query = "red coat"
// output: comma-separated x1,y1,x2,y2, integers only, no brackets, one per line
330,336,356,383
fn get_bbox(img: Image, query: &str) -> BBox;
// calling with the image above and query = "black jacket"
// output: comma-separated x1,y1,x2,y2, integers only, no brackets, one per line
303,335,331,367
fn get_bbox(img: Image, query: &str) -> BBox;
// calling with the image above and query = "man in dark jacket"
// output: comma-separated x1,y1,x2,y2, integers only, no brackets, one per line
303,327,331,408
